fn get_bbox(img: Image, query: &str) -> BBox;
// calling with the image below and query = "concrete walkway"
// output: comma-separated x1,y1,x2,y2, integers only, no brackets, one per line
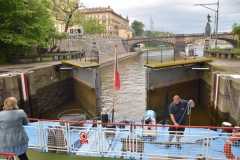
0,52,142,73
208,58,240,73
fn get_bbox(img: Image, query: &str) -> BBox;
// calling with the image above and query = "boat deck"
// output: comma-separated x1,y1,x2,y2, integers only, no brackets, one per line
1,119,240,160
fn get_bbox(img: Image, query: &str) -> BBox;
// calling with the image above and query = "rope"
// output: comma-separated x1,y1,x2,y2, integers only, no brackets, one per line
178,101,192,125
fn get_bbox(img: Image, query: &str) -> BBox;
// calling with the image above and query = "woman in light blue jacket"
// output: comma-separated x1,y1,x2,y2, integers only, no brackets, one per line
0,97,29,160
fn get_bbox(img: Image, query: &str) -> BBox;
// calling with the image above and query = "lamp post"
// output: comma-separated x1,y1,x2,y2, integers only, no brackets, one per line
68,33,70,54
194,0,219,48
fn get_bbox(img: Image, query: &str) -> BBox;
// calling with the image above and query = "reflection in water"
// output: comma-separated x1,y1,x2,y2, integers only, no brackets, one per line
45,46,210,125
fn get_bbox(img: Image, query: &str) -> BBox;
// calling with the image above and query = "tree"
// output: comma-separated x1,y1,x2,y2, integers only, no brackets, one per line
51,0,85,32
0,0,55,62
231,23,240,48
131,20,145,37
48,29,67,53
143,30,173,47
83,18,105,35
0,0,54,47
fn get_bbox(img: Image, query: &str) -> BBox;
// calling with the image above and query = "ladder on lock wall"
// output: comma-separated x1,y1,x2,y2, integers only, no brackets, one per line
226,77,239,126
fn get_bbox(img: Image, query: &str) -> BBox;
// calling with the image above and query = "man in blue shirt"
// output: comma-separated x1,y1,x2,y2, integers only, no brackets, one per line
165,95,195,149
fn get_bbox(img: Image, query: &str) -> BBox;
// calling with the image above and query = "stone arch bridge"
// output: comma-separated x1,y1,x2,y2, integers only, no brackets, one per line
122,32,238,52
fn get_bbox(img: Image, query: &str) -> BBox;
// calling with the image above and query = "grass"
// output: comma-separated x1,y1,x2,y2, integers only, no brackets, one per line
36,57,53,62
1,150,123,160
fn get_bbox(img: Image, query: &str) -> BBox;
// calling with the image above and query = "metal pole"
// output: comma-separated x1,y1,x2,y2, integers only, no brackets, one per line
214,12,217,48
68,33,70,54
185,48,186,60
215,0,219,48
194,48,196,59
147,50,148,64
161,48,163,63
174,49,175,61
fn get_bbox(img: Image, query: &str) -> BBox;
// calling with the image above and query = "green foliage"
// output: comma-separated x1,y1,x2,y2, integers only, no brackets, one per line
143,30,174,47
48,28,67,53
51,0,85,32
231,47,240,52
209,46,221,50
0,0,54,47
231,23,240,48
131,20,145,37
0,0,55,63
83,18,105,35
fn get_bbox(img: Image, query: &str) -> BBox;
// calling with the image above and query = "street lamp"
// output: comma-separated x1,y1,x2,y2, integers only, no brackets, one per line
194,0,219,48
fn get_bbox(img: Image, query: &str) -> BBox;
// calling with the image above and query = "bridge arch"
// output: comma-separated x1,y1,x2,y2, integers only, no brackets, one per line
212,37,238,47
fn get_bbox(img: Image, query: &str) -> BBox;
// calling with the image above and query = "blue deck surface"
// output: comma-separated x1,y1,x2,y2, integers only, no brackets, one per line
24,121,240,159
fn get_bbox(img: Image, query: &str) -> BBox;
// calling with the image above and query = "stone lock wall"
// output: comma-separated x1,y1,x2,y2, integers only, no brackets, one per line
0,66,74,118
33,66,74,118
200,70,240,125
0,75,21,110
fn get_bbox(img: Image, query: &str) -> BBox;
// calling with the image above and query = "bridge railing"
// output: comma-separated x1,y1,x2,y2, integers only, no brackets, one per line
129,32,231,39
204,50,240,59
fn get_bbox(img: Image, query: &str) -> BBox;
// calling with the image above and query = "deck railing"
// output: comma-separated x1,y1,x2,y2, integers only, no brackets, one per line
0,152,16,160
21,118,240,159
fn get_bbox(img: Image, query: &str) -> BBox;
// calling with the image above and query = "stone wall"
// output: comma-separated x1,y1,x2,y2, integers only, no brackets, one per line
200,69,240,125
37,78,73,118
33,66,73,118
0,66,74,118
0,75,21,110
59,38,127,57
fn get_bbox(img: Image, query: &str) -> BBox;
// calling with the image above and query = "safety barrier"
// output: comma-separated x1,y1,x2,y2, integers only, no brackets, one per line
22,119,240,159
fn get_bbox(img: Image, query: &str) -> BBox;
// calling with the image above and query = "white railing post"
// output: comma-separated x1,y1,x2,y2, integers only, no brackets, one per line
97,122,102,155
39,120,45,152
205,128,210,160
66,121,71,154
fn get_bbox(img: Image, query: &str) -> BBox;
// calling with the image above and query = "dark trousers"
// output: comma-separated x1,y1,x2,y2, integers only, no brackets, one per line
18,153,28,160
8,152,28,160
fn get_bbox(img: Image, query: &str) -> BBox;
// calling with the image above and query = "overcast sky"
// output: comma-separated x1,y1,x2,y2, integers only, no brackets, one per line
80,0,240,34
